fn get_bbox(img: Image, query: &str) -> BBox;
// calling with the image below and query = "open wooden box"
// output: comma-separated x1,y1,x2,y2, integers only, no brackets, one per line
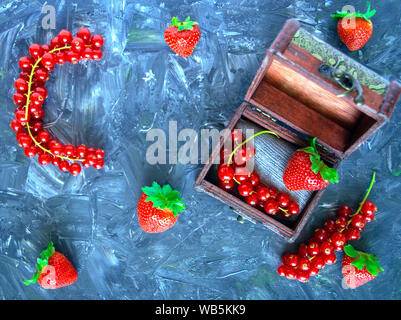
195,19,401,242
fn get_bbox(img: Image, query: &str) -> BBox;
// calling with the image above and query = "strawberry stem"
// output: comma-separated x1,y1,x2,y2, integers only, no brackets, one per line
142,182,185,216
227,130,278,166
331,1,376,24
170,16,199,31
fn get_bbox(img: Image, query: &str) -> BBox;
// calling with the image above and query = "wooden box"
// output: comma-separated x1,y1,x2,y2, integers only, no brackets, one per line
194,19,401,242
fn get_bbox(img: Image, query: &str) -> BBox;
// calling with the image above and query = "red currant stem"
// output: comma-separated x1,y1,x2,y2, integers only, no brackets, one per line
279,207,288,214
233,177,240,185
227,130,279,166
23,45,84,162
341,171,376,232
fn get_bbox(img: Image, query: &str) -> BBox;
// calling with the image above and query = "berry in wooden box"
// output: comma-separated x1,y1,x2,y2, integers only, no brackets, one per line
194,19,401,242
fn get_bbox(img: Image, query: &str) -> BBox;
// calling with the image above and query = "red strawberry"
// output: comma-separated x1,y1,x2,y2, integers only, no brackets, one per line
331,2,376,51
342,244,383,289
24,242,78,289
283,138,338,191
137,182,185,233
164,16,201,57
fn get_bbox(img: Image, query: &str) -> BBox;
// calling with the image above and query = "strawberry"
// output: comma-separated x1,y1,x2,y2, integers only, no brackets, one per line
342,244,383,289
283,138,338,191
331,2,376,51
137,181,185,233
24,241,78,289
164,16,201,57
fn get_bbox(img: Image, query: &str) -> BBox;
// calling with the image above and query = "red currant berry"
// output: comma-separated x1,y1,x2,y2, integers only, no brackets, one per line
219,180,235,191
18,56,33,71
298,257,311,271
335,216,348,229
219,147,232,165
245,146,256,161
320,241,334,256
14,78,28,92
286,267,297,280
307,241,320,256
324,219,337,233
324,252,337,265
71,36,85,53
234,167,250,182
18,133,33,148
277,265,288,277
311,255,325,269
69,162,82,176
50,143,64,156
24,145,38,157
277,193,290,208
10,119,23,132
314,228,327,242
13,92,27,105
364,212,375,223
245,194,259,207
63,145,76,157
77,28,91,43
309,267,320,277
288,201,300,215
361,201,377,215
298,244,309,257
233,148,248,166
82,159,92,168
82,47,93,60
238,182,253,197
41,53,55,69
66,50,80,64
51,156,61,167
34,87,48,98
58,29,73,45
231,129,244,145
37,130,51,143
30,92,45,106
256,186,269,202
218,165,234,182
34,68,49,82
58,160,70,172
55,51,67,65
296,269,310,283
50,36,60,49
19,71,30,81
91,49,103,61
15,108,30,123
331,232,346,248
91,34,104,48
30,121,43,134
41,44,50,53
338,205,352,218
38,153,52,166
29,43,43,58
264,199,279,215
344,227,361,241
267,187,278,200
248,171,260,186
76,145,87,158
94,159,104,169
282,254,299,267
31,108,44,120
351,214,366,230
334,244,345,252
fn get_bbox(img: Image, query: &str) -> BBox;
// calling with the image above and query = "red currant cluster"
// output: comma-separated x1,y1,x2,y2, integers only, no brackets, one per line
10,28,105,176
278,200,378,282
217,129,300,217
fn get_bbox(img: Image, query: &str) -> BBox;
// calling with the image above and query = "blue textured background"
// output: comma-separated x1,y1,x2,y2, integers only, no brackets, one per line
1,0,401,299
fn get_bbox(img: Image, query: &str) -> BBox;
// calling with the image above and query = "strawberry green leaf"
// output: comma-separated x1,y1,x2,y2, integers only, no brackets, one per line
347,245,384,276
344,244,359,258
331,2,376,24
299,137,339,184
142,181,186,216
170,16,199,31
24,241,55,286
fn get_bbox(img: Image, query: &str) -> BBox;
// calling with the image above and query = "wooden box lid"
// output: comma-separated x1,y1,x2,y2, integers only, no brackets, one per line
245,19,401,159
